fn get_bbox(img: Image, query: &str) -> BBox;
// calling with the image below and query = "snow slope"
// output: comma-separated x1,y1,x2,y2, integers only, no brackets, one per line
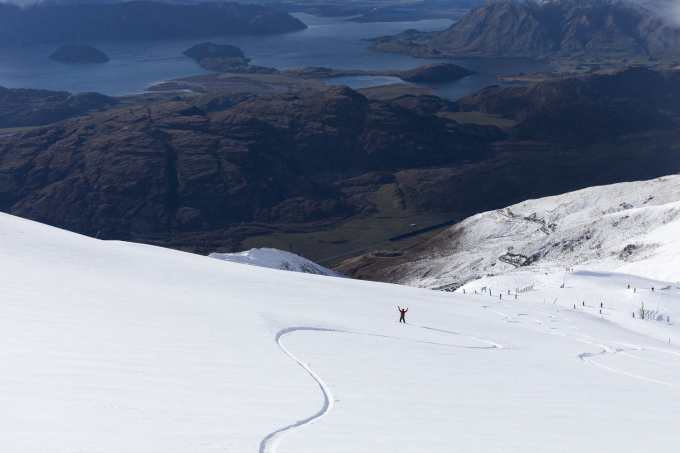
390,175,680,290
210,248,339,276
2,211,680,453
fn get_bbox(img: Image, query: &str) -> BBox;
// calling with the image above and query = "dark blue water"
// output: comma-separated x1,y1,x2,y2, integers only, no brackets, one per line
0,13,547,99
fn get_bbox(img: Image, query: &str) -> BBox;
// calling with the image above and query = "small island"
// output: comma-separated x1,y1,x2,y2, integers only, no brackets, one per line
284,63,474,84
50,45,109,64
183,42,278,74
397,64,473,84
183,42,246,62
181,43,473,84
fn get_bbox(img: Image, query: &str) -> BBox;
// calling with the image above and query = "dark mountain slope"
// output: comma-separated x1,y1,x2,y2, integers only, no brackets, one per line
2,69,680,258
0,86,500,249
336,67,680,278
0,1,306,46
0,87,118,129
372,0,680,61
456,67,680,142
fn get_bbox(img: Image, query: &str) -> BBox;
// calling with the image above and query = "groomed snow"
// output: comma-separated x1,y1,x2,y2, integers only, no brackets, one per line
2,211,680,453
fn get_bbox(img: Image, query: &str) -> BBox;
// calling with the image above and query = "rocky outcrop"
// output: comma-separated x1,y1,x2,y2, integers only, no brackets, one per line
50,45,109,64
372,0,680,62
0,1,307,46
0,87,118,128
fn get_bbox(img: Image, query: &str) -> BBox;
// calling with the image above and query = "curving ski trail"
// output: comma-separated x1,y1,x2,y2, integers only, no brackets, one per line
259,327,338,453
418,325,505,349
260,324,505,452
573,334,673,386
486,307,674,386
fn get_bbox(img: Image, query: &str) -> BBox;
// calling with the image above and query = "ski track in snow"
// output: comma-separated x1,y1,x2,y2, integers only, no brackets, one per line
260,324,504,453
259,327,338,453
486,306,675,386
572,336,674,386
417,325,505,349
578,350,673,387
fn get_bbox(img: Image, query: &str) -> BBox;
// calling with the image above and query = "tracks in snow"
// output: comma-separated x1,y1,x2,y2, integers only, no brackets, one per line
417,325,505,349
259,327,338,453
488,306,676,387
574,335,674,387
259,325,504,453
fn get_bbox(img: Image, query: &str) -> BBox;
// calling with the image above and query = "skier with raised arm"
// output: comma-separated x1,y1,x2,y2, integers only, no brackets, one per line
397,306,408,324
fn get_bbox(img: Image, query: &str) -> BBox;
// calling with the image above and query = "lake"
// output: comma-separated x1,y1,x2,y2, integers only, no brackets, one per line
0,13,547,99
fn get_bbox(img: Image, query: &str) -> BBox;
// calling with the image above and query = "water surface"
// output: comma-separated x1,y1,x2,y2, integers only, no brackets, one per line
0,13,547,99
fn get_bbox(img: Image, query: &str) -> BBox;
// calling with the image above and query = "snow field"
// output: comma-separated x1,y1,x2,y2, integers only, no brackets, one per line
2,212,680,453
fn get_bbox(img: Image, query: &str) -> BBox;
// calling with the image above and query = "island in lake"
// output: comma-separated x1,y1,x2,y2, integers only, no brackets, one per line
50,45,109,64
183,42,278,74
182,42,474,85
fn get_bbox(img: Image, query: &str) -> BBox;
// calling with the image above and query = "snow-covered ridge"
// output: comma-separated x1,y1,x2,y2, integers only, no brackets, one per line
393,175,680,290
210,248,340,277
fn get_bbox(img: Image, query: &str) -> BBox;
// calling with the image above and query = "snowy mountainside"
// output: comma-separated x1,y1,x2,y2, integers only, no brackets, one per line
2,211,680,452
389,175,680,290
210,248,339,276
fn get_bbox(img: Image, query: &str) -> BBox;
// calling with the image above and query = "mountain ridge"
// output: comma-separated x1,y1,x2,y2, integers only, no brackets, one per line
0,1,307,46
337,175,680,289
3,68,680,258
371,0,680,63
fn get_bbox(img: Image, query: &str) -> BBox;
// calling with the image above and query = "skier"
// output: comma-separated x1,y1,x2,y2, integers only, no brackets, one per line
397,306,408,324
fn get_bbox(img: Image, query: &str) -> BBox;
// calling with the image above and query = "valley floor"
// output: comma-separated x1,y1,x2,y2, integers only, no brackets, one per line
1,213,679,452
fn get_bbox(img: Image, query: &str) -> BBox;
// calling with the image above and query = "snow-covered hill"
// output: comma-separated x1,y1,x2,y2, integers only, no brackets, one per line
2,211,680,453
210,248,339,276
387,175,680,290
